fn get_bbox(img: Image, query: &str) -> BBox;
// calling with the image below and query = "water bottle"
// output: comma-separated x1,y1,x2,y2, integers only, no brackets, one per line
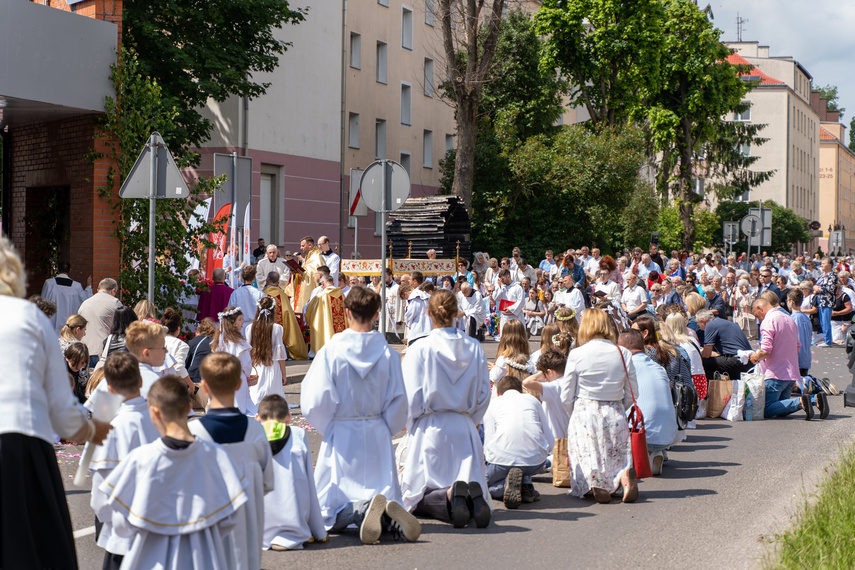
745,393,753,421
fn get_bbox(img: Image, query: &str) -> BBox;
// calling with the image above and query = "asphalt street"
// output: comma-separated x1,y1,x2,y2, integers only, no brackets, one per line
60,339,855,570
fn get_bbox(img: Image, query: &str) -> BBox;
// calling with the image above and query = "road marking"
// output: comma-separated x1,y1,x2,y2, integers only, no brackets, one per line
73,526,95,539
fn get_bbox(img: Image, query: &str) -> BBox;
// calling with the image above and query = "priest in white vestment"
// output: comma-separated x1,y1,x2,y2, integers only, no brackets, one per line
491,269,525,336
41,262,92,334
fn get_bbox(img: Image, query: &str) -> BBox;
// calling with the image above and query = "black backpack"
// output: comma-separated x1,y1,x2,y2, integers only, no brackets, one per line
672,374,699,429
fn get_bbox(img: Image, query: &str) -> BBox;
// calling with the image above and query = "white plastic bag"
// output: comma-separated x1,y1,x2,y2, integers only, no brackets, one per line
724,379,746,421
695,399,707,420
742,366,766,421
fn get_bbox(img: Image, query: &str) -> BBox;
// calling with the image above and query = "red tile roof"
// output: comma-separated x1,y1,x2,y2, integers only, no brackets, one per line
820,127,837,141
726,53,785,85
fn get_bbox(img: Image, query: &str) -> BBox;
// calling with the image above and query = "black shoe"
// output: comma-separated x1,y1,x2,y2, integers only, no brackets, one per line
503,468,523,509
450,481,470,528
467,481,491,528
816,392,829,420
801,395,814,421
521,485,541,503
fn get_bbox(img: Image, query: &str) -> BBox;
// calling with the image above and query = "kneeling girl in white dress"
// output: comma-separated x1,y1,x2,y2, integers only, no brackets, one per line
247,297,288,407
210,306,256,415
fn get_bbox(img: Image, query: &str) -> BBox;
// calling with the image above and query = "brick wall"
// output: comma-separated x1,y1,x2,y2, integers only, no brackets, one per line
8,116,121,293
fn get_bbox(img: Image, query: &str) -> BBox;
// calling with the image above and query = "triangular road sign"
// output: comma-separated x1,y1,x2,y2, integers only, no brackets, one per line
119,132,190,199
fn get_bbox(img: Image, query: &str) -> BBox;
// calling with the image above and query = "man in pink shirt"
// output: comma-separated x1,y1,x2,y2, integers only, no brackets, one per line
749,298,828,419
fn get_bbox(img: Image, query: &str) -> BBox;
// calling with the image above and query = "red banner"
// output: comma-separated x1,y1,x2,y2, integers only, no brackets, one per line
205,203,231,280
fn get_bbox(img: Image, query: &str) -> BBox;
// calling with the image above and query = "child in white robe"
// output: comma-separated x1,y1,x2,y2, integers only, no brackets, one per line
97,375,246,570
84,321,167,411
256,395,327,550
87,352,160,570
523,348,570,441
190,353,273,570
301,285,421,545
210,306,257,415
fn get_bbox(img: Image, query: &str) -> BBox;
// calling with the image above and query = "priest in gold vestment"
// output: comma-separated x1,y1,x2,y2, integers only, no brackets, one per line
263,271,309,360
305,274,348,354
286,235,326,314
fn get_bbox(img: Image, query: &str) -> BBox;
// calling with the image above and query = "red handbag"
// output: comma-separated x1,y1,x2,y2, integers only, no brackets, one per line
618,349,653,479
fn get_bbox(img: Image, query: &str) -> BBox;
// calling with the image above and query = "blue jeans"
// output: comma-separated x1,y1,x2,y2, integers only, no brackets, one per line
485,461,547,500
764,379,813,418
819,306,833,344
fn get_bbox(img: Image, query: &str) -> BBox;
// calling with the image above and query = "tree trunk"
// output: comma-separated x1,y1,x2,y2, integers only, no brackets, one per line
452,97,478,213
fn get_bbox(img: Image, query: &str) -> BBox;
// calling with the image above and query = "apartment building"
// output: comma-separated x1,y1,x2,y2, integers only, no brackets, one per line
720,42,819,229
196,0,457,259
813,93,855,255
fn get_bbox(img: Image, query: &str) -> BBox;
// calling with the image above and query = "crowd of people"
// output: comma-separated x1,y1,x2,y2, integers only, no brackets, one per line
3,231,850,569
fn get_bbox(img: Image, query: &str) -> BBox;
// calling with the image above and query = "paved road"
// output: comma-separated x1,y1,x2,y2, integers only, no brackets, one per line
61,341,855,570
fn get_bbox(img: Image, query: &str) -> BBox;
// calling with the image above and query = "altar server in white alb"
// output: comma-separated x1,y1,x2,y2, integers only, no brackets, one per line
228,265,263,333
97,375,247,570
318,236,341,285
405,272,432,346
301,286,421,545
41,261,91,334
256,395,327,551
86,352,160,570
457,282,486,338
491,268,526,337
400,289,492,529
190,353,273,570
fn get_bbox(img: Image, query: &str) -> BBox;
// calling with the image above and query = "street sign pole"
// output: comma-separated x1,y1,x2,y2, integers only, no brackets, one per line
147,134,157,301
380,159,387,336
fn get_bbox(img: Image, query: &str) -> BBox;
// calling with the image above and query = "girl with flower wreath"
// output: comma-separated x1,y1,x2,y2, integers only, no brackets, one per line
488,320,531,395
554,307,579,349
247,297,289,407
211,306,258,415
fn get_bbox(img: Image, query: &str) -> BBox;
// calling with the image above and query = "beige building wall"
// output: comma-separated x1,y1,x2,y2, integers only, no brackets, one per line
721,42,819,227
818,124,855,254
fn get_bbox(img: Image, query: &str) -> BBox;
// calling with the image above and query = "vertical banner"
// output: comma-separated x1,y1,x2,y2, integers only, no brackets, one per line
186,198,212,272
243,203,251,266
206,203,231,280
229,211,237,288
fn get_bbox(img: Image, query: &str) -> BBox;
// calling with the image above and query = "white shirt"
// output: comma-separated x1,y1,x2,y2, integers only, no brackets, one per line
540,382,569,440
594,280,621,302
559,339,639,415
514,265,537,284
228,283,264,328
554,287,585,321
483,390,552,467
321,250,341,284
585,256,602,277
622,285,647,313
492,282,526,324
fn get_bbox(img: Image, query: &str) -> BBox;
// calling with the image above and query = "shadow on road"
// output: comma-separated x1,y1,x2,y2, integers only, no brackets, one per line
683,434,732,443
638,488,718,500
65,489,90,496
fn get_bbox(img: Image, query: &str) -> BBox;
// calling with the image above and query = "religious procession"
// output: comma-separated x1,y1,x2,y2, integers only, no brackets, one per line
5,223,855,569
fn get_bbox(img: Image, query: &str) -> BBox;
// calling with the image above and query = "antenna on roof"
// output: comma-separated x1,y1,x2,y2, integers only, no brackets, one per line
736,12,748,42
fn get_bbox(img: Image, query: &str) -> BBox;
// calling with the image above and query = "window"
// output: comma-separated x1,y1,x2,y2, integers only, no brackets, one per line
424,58,434,97
401,83,412,125
402,6,413,50
738,143,750,157
425,0,434,26
376,42,387,84
692,178,705,196
375,119,386,159
259,172,281,244
445,134,454,153
735,102,750,121
348,113,359,149
423,130,433,168
378,0,388,6
349,33,361,69
400,152,411,175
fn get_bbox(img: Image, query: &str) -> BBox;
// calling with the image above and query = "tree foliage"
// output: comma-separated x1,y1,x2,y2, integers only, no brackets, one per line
124,0,306,152
714,200,810,252
92,48,224,313
816,84,845,119
535,0,665,130
655,202,718,252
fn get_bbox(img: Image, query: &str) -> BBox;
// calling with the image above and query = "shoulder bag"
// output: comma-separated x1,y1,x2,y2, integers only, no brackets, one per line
618,348,653,479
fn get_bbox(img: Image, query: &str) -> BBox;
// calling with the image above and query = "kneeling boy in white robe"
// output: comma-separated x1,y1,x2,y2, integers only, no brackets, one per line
97,375,246,570
301,285,421,545
190,353,273,570
256,395,327,550
87,352,160,570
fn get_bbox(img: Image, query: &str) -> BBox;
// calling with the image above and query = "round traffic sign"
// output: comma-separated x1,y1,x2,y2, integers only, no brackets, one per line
359,160,411,213
740,214,761,237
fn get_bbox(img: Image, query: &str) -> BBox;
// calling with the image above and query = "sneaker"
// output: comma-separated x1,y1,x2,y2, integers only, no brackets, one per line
650,453,664,476
816,343,832,348
801,395,814,421
467,481,491,528
816,392,829,420
521,485,541,503
503,468,523,509
450,481,470,528
359,494,387,545
384,500,421,542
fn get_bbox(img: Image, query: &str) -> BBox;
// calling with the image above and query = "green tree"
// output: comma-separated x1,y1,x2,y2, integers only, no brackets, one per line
92,49,224,312
647,0,769,248
124,0,305,152
850,116,855,152
714,200,810,253
655,202,719,252
816,84,845,119
535,0,665,130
